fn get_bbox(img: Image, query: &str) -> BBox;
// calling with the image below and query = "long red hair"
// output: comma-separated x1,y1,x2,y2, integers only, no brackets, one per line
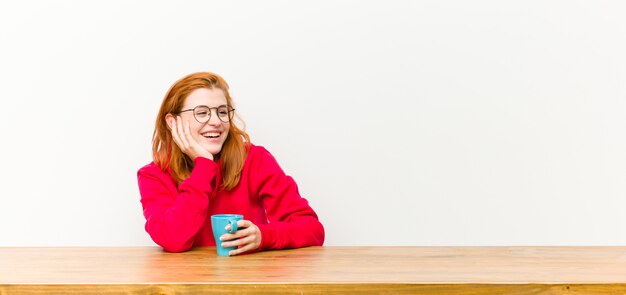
152,72,250,190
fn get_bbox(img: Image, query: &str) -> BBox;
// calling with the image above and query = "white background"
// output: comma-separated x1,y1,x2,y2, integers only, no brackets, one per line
0,1,625,246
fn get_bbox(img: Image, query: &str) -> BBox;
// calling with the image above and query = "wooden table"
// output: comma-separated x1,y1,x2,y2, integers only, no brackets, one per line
1,246,626,294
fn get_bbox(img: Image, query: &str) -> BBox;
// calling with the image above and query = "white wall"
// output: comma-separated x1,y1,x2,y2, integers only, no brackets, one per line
0,0,625,247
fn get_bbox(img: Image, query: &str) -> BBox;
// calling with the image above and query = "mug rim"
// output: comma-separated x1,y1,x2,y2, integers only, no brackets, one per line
211,214,243,219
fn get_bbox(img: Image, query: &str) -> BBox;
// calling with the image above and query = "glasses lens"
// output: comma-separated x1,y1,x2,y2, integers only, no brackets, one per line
193,106,211,123
217,106,232,123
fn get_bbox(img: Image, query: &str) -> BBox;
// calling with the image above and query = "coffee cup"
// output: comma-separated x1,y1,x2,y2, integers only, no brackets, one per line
211,214,243,256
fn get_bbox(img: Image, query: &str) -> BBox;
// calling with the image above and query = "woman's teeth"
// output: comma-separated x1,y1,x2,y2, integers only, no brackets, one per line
201,132,221,138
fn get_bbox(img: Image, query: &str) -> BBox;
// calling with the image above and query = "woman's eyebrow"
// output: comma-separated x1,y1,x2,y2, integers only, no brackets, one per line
188,104,228,108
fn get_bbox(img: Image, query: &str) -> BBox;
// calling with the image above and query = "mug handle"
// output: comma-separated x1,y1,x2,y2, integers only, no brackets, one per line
228,219,238,233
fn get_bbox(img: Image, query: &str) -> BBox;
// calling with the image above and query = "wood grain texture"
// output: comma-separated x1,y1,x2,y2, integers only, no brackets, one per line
1,246,626,294
3,284,626,295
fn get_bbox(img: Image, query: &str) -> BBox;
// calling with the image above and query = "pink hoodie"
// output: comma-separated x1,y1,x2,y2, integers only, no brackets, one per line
137,144,325,252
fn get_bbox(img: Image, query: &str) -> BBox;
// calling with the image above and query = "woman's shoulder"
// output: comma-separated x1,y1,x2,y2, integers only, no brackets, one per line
137,161,169,179
245,143,284,172
248,143,266,155
247,143,276,162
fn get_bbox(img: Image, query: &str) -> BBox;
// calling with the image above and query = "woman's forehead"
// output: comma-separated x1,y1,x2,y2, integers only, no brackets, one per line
184,88,227,107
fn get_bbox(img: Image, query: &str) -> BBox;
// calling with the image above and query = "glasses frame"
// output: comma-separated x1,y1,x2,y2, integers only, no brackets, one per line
179,105,235,124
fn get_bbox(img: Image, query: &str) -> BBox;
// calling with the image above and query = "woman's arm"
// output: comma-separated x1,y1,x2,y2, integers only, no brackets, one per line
137,157,218,252
253,147,325,250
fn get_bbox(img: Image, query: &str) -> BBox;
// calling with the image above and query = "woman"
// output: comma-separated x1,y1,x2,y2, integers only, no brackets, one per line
137,72,324,255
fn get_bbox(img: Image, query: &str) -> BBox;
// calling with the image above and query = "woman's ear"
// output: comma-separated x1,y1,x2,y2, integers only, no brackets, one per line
165,113,174,130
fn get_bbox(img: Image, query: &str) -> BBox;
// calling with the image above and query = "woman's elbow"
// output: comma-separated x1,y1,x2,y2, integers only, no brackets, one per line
160,242,192,253
312,221,325,246
149,232,193,253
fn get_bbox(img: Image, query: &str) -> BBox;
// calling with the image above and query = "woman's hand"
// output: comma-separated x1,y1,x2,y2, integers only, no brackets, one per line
220,220,262,256
169,116,213,161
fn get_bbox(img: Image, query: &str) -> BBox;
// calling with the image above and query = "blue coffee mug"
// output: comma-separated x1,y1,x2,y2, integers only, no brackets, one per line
211,214,243,256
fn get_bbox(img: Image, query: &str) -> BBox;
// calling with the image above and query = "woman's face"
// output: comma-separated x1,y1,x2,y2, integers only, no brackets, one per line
175,87,231,156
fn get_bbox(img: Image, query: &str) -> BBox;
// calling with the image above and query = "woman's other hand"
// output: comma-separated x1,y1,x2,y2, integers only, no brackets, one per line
169,116,214,161
220,220,262,256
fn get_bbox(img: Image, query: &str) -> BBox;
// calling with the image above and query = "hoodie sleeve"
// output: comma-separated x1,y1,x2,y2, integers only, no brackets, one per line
137,157,218,252
251,147,325,250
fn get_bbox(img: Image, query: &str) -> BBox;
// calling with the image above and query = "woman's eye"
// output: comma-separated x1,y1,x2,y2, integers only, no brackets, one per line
196,111,209,116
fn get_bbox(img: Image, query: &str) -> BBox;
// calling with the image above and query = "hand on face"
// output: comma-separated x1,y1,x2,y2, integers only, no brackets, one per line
169,116,214,161
220,220,262,256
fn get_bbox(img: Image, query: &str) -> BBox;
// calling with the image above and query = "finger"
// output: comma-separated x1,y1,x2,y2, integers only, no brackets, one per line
220,227,239,241
184,120,200,145
183,119,193,143
225,220,252,232
177,117,189,149
222,234,255,248
225,220,251,232
229,241,257,256
221,220,256,240
183,118,202,156
238,220,253,229
221,227,252,241
170,118,184,148
220,229,249,241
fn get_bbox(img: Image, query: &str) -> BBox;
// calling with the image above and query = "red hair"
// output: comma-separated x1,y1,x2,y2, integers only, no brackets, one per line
152,72,250,190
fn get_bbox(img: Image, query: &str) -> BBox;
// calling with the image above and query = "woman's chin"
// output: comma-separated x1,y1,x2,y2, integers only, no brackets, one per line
201,142,223,155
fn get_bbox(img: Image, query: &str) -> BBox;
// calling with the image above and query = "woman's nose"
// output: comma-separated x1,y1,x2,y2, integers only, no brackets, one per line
208,110,222,125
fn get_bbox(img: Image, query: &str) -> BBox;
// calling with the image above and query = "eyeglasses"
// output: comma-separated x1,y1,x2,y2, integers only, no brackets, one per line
179,105,235,124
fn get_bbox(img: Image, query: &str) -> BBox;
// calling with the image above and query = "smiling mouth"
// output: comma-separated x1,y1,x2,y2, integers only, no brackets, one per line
201,132,222,139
